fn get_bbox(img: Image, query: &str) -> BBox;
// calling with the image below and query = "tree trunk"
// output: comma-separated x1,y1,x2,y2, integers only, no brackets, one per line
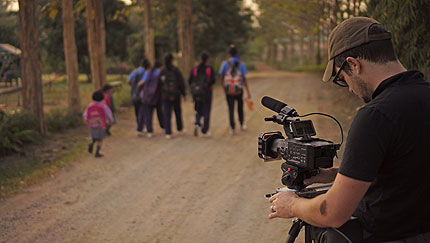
288,32,295,65
266,40,273,64
353,0,357,16
18,0,45,134
299,35,304,66
62,0,81,113
282,41,288,63
86,0,106,91
307,34,315,65
177,0,194,82
143,0,155,64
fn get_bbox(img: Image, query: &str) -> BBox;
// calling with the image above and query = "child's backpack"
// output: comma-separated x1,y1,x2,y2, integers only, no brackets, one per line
140,70,160,106
86,102,106,129
103,93,112,110
190,66,211,102
224,61,243,95
160,67,180,101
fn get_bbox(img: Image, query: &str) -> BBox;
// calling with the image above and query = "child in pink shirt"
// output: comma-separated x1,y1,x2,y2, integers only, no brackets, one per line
83,90,113,158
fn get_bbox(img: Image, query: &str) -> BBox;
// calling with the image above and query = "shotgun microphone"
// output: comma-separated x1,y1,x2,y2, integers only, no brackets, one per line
261,96,298,117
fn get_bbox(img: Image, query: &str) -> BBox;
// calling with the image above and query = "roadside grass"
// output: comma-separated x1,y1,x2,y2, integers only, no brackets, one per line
0,74,129,113
0,125,88,200
0,74,131,200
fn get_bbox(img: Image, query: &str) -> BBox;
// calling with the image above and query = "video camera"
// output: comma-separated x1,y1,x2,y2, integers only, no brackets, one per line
258,96,341,192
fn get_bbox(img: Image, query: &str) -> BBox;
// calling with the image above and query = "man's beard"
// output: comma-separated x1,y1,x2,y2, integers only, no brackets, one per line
353,76,373,103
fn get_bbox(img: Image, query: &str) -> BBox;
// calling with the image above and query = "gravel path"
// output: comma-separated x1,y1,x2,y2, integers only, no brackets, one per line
0,65,362,243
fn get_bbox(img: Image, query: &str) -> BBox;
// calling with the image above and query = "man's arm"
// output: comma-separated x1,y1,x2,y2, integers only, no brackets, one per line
269,173,370,228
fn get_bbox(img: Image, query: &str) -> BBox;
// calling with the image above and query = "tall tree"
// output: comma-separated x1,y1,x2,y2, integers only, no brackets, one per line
18,0,45,134
85,0,106,90
177,0,194,76
39,0,131,79
367,0,430,78
62,0,81,113
192,0,253,58
143,0,155,63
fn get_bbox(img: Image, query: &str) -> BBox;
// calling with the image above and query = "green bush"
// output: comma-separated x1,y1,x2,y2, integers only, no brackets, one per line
0,111,39,154
45,108,82,132
113,83,132,107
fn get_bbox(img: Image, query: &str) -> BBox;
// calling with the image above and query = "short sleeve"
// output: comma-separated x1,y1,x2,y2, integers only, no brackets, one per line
240,62,248,76
219,61,228,75
142,70,150,82
128,70,135,81
339,107,395,182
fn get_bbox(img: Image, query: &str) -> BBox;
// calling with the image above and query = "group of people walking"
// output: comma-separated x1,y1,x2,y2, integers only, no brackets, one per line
81,45,252,158
127,45,252,139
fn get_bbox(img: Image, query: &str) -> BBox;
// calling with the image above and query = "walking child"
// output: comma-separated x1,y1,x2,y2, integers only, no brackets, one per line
102,84,116,136
83,90,114,158
158,53,186,139
127,59,150,133
219,45,252,135
135,59,152,135
189,52,216,137
138,61,164,137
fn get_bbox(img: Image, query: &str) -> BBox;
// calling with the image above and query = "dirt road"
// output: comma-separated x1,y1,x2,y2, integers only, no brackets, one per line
0,65,362,243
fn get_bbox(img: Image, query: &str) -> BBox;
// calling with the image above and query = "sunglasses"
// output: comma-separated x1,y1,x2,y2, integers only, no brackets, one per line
332,60,348,87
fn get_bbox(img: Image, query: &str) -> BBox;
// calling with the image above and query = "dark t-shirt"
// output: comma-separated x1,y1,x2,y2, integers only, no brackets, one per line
339,71,430,241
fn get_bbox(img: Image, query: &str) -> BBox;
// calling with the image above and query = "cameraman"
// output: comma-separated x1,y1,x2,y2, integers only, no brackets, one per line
268,17,430,242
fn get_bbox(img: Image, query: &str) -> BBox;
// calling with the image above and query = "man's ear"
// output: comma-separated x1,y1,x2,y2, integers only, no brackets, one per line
346,57,361,74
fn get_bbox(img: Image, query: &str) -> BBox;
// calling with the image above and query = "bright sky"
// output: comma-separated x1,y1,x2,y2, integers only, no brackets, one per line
6,0,18,11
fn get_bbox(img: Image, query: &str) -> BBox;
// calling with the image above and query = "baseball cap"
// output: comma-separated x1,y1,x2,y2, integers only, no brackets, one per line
322,17,392,82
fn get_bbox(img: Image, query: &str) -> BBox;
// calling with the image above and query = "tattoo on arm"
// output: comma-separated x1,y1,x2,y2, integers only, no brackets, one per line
320,200,327,216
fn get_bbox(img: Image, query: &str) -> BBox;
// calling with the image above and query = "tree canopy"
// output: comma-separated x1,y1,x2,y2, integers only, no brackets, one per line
0,0,428,77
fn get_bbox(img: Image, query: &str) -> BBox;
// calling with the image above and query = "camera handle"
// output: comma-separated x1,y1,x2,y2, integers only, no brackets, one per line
265,184,333,243
264,115,297,139
286,218,314,243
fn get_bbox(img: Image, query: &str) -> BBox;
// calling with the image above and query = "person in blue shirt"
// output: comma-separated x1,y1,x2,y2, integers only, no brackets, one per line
127,59,150,134
138,61,164,137
219,45,251,135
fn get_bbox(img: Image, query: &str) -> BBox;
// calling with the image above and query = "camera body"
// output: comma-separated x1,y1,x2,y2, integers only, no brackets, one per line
259,130,339,190
258,97,340,191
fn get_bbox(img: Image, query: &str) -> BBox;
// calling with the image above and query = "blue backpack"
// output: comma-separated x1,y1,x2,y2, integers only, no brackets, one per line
140,70,160,106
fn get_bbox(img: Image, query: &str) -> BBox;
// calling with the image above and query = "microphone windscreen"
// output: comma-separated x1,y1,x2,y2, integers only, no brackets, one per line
261,96,286,113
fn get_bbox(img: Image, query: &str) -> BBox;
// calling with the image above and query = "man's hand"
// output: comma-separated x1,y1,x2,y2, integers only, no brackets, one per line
268,191,299,219
303,167,339,186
